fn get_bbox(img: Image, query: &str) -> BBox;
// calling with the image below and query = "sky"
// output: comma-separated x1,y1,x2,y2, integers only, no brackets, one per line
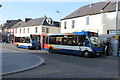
0,1,104,24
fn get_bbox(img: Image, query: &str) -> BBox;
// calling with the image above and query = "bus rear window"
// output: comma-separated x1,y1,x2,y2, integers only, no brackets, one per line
88,32,98,36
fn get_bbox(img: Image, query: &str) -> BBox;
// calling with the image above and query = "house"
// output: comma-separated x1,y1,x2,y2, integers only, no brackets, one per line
12,16,60,37
1,19,22,42
61,2,120,34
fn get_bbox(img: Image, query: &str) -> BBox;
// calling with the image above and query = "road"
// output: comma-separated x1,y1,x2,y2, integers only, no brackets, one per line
1,43,119,78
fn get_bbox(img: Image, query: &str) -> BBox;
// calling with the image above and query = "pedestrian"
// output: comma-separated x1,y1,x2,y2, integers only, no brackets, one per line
105,40,110,56
102,40,106,54
2,39,6,45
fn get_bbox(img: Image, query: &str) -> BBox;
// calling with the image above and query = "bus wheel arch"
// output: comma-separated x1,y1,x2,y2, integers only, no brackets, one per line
49,47,53,53
17,44,19,48
83,50,90,58
28,46,32,50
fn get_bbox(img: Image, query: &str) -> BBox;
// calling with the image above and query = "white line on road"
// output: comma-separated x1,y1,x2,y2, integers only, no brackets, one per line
11,51,20,52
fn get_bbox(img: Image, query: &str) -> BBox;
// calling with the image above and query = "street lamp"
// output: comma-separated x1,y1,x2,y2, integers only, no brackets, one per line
56,11,61,33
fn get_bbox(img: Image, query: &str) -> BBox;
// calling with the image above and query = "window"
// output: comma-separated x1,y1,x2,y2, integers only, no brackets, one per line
42,27,45,33
64,22,67,29
72,20,75,28
48,35,86,46
20,29,21,33
15,37,21,42
35,27,38,33
46,28,49,33
42,27,49,33
28,28,29,33
15,28,17,34
86,17,90,25
49,36,56,44
23,28,25,33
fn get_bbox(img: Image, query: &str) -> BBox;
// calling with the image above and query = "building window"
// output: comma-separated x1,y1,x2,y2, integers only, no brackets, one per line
72,20,75,28
35,27,38,33
86,17,90,25
28,28,29,33
23,28,25,33
46,28,49,33
15,28,17,34
42,27,45,33
19,29,21,33
42,27,49,33
64,22,67,29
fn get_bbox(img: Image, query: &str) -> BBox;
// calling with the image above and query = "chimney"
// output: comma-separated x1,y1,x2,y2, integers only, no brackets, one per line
25,18,32,22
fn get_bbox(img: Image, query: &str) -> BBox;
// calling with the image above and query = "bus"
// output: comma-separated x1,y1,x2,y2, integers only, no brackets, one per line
41,31,103,57
14,34,41,49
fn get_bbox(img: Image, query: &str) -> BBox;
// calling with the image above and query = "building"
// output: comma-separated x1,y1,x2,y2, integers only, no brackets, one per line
12,16,60,37
0,19,22,42
61,2,120,34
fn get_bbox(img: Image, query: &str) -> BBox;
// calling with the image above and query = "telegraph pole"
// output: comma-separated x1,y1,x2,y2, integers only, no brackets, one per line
115,0,119,56
115,0,119,35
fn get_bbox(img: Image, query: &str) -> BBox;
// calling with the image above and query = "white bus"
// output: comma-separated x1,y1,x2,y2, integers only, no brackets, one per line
14,34,40,49
41,31,103,57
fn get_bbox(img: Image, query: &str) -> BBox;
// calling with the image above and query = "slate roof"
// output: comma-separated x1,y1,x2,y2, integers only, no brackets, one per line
11,16,59,28
3,19,22,28
62,1,120,20
12,21,26,28
23,17,45,27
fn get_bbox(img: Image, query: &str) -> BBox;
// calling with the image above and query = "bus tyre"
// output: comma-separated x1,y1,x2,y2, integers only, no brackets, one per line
17,44,19,48
84,51,90,58
28,46,32,50
49,47,53,53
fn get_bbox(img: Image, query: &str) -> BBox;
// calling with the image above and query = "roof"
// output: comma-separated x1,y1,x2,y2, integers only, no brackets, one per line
23,17,45,27
3,19,22,28
12,21,26,28
11,16,60,28
62,2,120,20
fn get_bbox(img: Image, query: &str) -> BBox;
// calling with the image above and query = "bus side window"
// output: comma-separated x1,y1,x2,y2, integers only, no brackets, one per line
72,36,78,46
49,36,56,44
56,36,62,45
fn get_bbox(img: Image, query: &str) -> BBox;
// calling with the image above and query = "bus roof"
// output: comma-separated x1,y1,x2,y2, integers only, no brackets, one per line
73,31,97,35
46,31,97,36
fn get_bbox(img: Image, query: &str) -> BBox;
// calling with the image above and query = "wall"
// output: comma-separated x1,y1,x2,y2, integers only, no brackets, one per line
14,25,42,36
102,11,120,34
42,25,60,34
61,11,120,34
61,13,103,34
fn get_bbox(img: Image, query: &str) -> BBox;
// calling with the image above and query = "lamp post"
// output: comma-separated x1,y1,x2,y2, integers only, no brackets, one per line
115,0,119,56
56,11,61,33
115,0,119,35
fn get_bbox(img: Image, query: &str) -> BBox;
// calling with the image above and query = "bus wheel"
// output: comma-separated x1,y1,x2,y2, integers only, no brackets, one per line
17,44,19,48
49,47,53,53
28,46,32,50
84,51,90,58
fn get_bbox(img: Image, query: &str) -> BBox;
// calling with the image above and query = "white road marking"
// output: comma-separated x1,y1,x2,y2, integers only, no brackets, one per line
11,51,20,52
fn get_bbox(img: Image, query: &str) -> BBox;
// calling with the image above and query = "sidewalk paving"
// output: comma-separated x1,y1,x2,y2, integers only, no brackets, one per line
1,53,45,75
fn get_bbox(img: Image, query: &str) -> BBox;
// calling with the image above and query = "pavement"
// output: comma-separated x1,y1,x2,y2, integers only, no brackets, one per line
2,52,45,76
